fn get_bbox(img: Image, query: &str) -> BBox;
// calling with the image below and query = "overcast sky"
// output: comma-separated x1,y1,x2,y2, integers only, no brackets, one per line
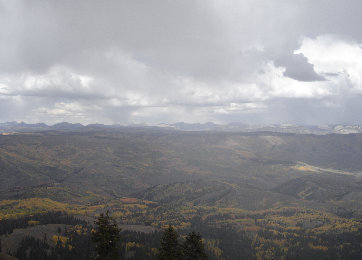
1,0,362,125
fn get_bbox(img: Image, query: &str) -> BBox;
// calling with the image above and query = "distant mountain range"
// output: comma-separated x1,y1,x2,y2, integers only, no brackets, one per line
1,121,362,135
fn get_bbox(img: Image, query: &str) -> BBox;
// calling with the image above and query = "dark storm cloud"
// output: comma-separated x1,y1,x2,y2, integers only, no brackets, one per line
280,54,325,82
0,0,362,124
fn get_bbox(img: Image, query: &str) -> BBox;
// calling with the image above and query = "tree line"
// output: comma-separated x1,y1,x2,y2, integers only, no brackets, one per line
0,211,87,235
93,211,208,260
6,211,209,260
5,210,358,259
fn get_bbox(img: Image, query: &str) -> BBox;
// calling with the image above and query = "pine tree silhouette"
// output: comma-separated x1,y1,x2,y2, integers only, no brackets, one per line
182,231,207,260
158,225,181,260
92,211,121,260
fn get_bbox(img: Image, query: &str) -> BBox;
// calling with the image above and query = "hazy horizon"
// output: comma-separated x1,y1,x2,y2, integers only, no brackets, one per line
1,0,362,125
2,120,362,127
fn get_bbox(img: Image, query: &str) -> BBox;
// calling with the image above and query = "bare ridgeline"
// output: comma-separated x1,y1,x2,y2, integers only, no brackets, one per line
0,124,361,259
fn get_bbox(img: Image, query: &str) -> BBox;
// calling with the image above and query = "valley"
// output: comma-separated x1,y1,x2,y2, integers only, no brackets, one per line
0,128,361,259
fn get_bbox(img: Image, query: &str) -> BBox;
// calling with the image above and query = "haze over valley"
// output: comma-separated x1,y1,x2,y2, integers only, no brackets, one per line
0,126,361,259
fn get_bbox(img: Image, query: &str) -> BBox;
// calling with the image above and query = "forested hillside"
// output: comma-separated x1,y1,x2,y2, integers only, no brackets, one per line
0,128,361,259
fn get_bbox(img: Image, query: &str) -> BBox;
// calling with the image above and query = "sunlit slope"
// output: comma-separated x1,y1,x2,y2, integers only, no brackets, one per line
273,174,362,202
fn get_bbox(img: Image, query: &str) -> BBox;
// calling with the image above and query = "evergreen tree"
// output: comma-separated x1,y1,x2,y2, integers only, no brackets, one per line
92,211,121,260
182,231,208,260
158,225,181,260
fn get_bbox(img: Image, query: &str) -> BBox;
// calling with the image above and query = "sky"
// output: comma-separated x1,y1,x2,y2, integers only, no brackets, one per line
1,0,362,125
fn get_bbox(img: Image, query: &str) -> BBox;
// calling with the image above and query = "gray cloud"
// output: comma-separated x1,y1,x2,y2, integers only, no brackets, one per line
1,0,362,124
281,54,325,82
